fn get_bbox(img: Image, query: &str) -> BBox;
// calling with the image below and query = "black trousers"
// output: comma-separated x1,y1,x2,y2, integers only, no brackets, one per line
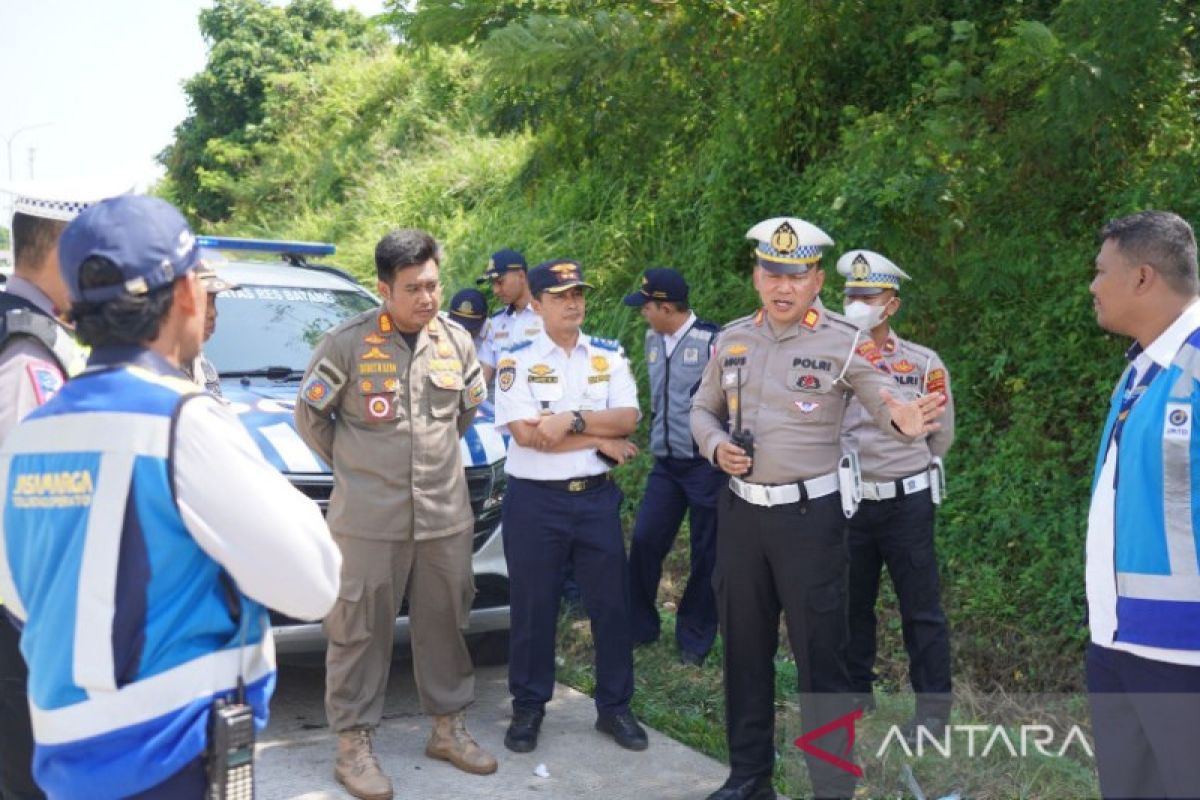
715,489,857,799
1087,643,1200,799
0,614,43,800
846,489,951,720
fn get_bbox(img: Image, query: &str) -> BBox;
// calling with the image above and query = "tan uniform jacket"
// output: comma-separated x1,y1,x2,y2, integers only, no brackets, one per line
691,306,911,484
840,333,954,481
294,309,487,541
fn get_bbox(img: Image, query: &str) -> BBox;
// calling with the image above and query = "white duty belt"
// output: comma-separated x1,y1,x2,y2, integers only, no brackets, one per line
860,460,947,505
729,472,839,508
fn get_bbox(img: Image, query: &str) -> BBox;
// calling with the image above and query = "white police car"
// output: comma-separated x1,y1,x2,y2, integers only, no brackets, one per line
197,237,510,658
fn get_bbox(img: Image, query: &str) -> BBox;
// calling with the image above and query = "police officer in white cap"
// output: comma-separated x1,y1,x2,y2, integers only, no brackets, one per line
691,218,946,800
0,180,116,800
837,249,955,738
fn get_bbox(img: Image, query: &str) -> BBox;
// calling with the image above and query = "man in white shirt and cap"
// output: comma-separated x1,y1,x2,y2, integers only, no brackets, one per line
181,261,239,397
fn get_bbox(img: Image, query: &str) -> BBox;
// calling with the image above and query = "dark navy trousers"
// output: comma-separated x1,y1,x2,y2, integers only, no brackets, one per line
0,613,43,800
1087,643,1200,799
627,456,724,657
502,476,634,714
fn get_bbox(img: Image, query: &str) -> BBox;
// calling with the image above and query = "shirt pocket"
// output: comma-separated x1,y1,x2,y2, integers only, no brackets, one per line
785,367,843,431
529,378,564,412
427,373,462,419
583,376,610,410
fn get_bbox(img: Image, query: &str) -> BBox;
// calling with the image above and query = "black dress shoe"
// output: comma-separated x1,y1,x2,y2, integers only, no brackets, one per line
901,714,948,746
679,650,706,667
594,710,648,751
504,707,544,753
705,774,776,800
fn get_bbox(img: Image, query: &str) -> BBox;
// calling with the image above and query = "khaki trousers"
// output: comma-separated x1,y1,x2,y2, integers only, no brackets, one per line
324,528,476,731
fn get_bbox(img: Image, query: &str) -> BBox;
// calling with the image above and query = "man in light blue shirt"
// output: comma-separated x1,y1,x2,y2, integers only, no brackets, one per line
1086,209,1200,798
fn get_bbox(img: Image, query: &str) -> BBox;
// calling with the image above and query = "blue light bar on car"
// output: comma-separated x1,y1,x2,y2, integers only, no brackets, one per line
195,236,336,257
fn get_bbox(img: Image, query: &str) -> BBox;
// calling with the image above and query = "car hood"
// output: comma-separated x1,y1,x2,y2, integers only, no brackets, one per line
219,381,507,473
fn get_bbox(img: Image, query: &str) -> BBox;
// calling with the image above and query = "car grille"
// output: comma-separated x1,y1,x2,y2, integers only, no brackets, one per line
289,475,334,511
466,459,506,553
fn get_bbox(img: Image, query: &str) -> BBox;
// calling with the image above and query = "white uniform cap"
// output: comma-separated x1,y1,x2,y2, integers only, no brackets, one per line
3,177,136,223
836,249,911,295
745,216,834,274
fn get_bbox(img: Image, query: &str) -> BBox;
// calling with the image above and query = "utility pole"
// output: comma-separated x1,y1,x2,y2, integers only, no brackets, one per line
4,122,52,182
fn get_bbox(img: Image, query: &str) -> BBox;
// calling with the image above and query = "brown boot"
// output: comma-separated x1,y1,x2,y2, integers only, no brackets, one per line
425,712,498,775
334,729,394,800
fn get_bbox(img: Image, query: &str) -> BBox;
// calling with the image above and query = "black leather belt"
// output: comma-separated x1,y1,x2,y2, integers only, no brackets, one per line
527,474,610,493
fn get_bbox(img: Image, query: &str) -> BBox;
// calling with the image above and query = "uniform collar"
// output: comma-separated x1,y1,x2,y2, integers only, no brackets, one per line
1140,298,1200,368
86,344,183,377
662,312,697,347
532,329,587,357
5,274,59,319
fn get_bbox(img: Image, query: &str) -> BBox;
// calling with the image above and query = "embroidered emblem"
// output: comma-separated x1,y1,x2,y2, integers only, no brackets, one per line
361,347,390,360
364,393,394,421
926,367,947,396
770,221,799,254
851,253,871,280
683,347,699,364
727,344,749,356
304,378,330,405
856,341,888,373
648,349,659,364
25,362,63,405
591,355,610,372
363,333,386,345
893,359,915,374
360,379,375,393
498,360,516,392
528,364,554,378
796,374,821,391
378,313,393,333
796,400,821,414
1166,402,1191,440
802,308,820,329
384,378,400,392
467,380,486,406
437,341,453,358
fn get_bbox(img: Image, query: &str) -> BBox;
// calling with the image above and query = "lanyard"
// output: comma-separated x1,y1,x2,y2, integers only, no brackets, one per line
1107,361,1162,456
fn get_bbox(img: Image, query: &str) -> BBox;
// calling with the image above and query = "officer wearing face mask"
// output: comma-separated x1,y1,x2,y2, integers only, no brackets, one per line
837,249,955,741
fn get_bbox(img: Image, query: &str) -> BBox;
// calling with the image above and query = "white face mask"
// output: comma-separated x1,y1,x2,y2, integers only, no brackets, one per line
843,300,888,331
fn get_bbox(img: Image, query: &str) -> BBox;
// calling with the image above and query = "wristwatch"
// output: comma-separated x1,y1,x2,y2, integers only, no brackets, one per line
570,410,587,434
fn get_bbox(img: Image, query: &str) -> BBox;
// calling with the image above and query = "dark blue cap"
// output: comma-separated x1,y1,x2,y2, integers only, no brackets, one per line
527,259,594,296
476,248,527,284
623,267,689,307
447,288,488,336
59,195,201,304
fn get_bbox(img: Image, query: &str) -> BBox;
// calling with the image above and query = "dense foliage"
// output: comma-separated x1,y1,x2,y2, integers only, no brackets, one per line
166,0,1200,690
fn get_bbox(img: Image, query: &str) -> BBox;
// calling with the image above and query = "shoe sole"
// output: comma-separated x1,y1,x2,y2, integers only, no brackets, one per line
425,744,499,775
504,735,538,753
594,720,649,751
334,770,394,800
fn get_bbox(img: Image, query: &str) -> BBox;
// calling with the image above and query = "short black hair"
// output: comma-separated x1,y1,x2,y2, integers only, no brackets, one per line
70,256,176,347
653,299,690,313
1101,210,1199,295
12,212,67,271
375,229,442,284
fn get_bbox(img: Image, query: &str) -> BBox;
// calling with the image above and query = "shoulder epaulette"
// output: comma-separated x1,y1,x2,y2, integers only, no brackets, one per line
441,316,468,335
720,312,758,332
590,336,621,352
898,337,939,361
329,307,380,337
693,319,721,334
821,310,860,334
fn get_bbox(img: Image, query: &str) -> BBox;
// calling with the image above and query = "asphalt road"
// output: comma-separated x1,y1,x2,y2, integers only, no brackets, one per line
257,658,729,800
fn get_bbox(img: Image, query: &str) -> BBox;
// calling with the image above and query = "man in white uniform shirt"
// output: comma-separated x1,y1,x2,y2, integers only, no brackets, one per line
493,258,648,755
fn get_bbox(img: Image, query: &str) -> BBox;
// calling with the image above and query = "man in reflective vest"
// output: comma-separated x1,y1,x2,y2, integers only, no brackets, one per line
0,195,341,798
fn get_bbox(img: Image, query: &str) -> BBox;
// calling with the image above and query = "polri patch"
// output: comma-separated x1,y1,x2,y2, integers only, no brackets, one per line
364,393,395,422
26,361,63,405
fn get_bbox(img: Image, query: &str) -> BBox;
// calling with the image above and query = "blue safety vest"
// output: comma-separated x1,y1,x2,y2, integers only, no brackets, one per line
1093,327,1200,651
0,353,273,799
645,319,718,459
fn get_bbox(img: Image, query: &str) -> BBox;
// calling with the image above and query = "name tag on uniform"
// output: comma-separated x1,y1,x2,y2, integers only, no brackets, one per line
683,347,699,364
1166,403,1192,440
588,374,611,384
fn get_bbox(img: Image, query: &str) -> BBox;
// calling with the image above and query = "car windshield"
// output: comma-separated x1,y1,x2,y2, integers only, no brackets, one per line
206,284,378,375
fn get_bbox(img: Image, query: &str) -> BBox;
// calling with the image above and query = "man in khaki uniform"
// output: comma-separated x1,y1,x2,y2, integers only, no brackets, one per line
295,228,494,800
836,249,955,740
690,217,945,800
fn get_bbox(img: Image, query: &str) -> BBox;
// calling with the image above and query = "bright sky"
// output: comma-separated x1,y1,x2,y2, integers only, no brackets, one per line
0,0,387,197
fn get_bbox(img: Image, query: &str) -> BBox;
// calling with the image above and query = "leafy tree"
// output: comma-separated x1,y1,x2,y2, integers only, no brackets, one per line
159,0,382,223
